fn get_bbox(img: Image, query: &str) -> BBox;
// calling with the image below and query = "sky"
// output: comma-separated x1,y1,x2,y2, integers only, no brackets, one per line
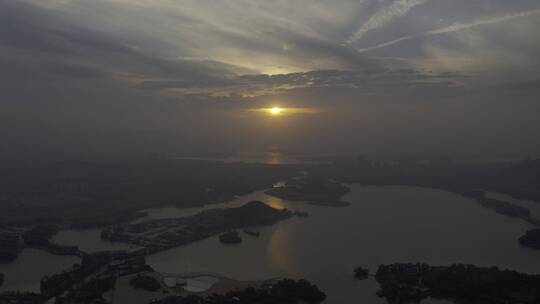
1,0,539,161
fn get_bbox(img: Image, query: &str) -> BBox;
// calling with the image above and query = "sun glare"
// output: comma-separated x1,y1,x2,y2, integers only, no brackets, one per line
248,106,320,117
269,107,283,115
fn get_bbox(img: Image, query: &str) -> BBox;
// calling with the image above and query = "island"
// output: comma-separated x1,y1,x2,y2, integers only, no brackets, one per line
519,229,540,249
265,178,350,207
101,201,292,254
373,263,540,303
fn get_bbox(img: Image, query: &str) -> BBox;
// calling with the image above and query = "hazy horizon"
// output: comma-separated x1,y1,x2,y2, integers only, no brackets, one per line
2,0,540,162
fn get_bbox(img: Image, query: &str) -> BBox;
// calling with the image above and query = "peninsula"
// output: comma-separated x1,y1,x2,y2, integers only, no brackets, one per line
101,201,292,254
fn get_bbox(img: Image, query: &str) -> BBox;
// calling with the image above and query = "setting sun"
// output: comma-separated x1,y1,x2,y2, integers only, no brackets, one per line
247,106,321,116
269,107,283,115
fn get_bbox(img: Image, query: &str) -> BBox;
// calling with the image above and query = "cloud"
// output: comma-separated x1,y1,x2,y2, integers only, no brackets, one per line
137,68,465,99
345,0,430,45
355,9,540,53
1,0,540,160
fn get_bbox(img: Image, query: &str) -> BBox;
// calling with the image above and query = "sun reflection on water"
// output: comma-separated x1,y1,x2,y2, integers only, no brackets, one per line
266,219,299,277
264,195,287,210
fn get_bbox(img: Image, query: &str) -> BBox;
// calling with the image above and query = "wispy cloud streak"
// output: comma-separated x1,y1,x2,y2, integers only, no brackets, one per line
345,0,429,45
355,9,540,53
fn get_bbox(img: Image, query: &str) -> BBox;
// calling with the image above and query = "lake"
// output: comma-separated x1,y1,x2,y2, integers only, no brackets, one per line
0,248,80,293
143,185,540,303
2,185,539,303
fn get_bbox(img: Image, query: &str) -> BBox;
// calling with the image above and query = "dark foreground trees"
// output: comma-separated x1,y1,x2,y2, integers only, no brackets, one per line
152,279,326,304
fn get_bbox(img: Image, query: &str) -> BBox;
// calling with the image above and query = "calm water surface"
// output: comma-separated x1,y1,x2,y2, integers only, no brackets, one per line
145,185,540,303
0,249,80,292
2,185,539,303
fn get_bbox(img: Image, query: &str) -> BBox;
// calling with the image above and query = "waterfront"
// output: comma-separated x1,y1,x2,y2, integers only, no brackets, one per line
2,185,540,303
144,185,540,303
